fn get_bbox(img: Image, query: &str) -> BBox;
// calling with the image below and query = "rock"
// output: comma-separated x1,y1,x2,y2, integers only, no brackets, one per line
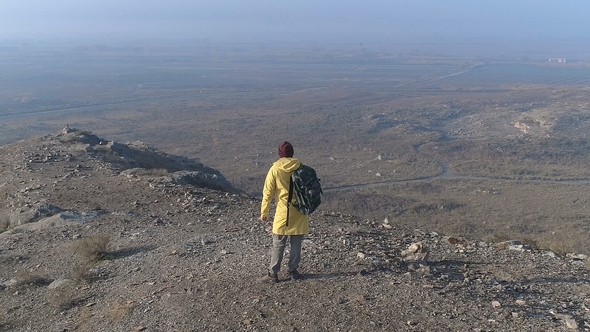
3,278,18,288
544,251,559,258
168,171,242,194
401,242,428,262
507,243,531,252
492,240,532,252
551,312,578,329
8,202,63,228
47,279,74,290
448,237,466,245
408,263,431,277
492,301,501,308
564,318,578,329
107,141,132,156
9,210,104,232
343,237,353,246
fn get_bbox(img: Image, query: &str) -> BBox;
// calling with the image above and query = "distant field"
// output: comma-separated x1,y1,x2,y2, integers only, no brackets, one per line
438,63,590,86
2,42,590,253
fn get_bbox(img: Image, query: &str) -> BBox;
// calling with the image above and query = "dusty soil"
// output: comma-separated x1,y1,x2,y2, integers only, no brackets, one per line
1,129,589,331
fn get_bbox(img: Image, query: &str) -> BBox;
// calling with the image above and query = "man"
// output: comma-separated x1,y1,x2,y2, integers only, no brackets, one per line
258,141,309,283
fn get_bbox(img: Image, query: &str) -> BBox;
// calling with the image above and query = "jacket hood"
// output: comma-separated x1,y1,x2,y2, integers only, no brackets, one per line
274,157,301,173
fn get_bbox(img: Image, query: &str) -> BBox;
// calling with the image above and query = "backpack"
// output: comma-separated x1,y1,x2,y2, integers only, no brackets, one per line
286,164,323,225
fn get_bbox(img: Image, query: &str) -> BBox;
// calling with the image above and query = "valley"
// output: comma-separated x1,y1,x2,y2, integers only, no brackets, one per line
2,41,590,253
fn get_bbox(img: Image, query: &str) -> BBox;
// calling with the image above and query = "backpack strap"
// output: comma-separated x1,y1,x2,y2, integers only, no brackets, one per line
286,174,293,227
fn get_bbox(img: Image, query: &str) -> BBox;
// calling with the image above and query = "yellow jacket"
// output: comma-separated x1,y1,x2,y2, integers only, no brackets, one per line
261,157,309,235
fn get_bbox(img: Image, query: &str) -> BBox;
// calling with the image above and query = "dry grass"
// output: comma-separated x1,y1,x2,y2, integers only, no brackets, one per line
14,270,52,288
46,283,85,310
107,302,135,322
71,235,111,262
520,237,539,250
484,233,512,244
45,286,76,310
535,237,576,257
323,180,590,255
70,262,97,283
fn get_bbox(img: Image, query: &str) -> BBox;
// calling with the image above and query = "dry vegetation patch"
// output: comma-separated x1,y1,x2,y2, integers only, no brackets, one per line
71,234,111,262
107,301,135,322
535,237,577,257
46,283,88,311
13,270,52,288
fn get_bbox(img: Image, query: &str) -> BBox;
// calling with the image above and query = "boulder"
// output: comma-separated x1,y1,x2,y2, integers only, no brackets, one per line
8,203,63,228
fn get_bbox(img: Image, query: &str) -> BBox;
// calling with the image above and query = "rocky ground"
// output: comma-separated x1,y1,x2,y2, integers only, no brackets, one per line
1,128,589,332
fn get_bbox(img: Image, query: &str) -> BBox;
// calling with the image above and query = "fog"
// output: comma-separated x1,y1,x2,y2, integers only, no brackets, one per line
1,0,589,45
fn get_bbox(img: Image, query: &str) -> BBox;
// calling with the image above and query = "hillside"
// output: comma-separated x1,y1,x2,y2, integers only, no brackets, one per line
1,128,589,331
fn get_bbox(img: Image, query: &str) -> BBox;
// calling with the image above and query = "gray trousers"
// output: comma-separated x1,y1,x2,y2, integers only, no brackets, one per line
269,234,303,275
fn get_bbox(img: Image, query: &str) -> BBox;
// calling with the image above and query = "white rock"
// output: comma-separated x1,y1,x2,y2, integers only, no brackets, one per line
48,278,73,290
544,251,559,258
551,312,578,329
3,278,18,288
401,242,428,262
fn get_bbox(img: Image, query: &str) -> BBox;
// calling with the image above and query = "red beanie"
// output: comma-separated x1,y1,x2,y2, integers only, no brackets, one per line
278,141,294,158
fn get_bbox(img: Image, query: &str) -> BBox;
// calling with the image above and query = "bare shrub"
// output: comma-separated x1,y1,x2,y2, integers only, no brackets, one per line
14,270,52,288
520,237,539,250
484,233,511,244
71,235,111,262
46,283,87,310
70,262,97,283
536,237,575,257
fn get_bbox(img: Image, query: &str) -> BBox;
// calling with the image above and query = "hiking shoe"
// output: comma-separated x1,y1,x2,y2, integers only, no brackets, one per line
288,270,302,281
257,273,279,284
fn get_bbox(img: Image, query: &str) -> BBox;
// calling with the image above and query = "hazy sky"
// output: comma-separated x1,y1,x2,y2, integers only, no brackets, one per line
1,0,589,44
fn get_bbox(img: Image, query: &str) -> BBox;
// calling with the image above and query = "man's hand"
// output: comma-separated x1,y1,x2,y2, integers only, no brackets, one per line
259,216,268,223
